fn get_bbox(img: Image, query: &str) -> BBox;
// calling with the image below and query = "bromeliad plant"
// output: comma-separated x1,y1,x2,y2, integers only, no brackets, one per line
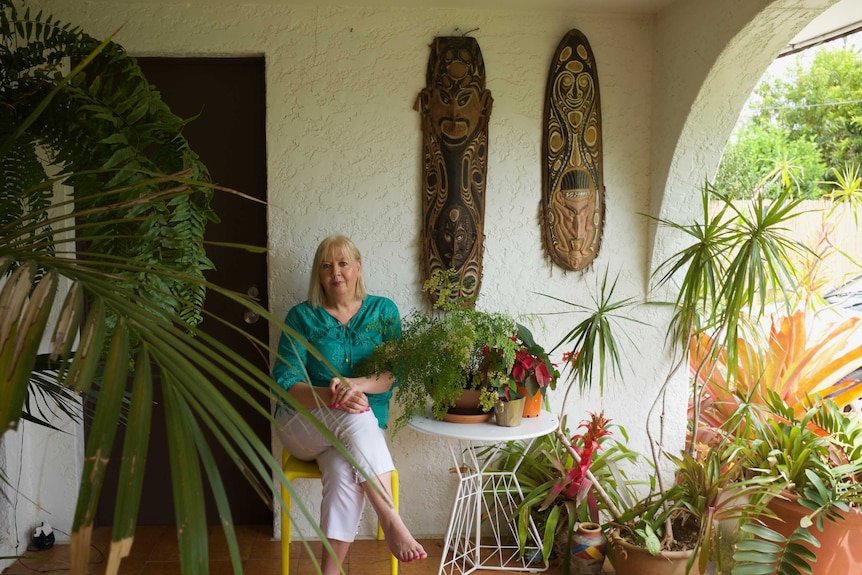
492,412,641,572
691,309,862,439
729,393,862,575
606,442,765,575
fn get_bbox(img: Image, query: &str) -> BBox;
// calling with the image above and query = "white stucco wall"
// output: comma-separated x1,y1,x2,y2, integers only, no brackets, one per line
0,417,82,557
0,0,841,568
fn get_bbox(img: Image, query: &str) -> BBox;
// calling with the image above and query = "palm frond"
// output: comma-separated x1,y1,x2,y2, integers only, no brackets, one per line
0,4,357,573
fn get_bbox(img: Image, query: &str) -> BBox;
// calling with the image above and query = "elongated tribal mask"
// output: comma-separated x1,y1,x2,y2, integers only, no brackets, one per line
542,29,605,271
416,36,492,306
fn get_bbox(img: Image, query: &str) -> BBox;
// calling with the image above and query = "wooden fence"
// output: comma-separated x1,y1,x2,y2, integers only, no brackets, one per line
711,199,862,291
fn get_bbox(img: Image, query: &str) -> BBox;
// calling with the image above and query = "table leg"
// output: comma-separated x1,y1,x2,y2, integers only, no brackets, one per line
476,471,548,572
439,460,482,575
438,439,549,574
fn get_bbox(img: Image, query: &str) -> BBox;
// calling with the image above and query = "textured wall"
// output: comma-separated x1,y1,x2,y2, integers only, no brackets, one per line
648,0,840,273
1,0,836,564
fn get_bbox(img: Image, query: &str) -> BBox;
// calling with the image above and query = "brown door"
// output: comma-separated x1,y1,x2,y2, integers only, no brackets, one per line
94,57,271,525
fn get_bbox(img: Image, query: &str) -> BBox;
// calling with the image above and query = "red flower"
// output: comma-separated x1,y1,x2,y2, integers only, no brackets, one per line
534,361,552,386
552,412,611,503
511,349,536,382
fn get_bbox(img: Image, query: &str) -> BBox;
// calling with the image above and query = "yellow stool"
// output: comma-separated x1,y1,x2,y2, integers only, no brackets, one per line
280,448,399,575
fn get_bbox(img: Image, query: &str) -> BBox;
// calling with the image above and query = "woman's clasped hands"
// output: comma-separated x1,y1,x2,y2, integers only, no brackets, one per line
329,377,371,413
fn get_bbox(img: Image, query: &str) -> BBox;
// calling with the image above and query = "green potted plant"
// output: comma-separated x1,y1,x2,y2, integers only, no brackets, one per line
620,161,862,575
476,272,641,573
672,167,862,575
689,311,862,575
479,184,811,574
603,443,763,575
726,394,862,575
493,412,641,573
592,184,812,573
359,268,521,431
476,322,561,422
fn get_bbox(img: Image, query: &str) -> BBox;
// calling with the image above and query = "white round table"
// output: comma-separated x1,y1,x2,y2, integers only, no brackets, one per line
408,411,559,575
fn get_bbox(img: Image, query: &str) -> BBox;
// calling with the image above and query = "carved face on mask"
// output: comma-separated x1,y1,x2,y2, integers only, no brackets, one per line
436,206,475,269
426,46,489,148
418,36,492,307
542,29,605,271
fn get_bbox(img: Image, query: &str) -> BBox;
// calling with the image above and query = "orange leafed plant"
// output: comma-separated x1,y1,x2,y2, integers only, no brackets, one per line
691,310,862,434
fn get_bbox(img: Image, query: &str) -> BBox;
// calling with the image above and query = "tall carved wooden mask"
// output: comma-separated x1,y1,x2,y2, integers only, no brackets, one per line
416,36,492,306
541,29,605,271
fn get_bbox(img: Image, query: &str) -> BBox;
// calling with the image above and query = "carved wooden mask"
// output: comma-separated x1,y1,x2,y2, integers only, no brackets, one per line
416,36,492,306
541,29,605,271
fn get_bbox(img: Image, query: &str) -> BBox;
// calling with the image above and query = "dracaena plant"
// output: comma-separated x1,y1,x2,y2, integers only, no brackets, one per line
542,269,642,404
629,184,810,556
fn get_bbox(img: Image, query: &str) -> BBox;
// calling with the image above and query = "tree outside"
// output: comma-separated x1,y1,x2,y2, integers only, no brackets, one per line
715,34,862,200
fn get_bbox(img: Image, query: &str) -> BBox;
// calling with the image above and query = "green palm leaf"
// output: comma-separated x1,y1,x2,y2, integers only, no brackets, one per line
1,3,369,573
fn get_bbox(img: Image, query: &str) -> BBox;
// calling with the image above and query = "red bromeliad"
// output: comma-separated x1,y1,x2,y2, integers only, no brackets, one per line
543,412,612,510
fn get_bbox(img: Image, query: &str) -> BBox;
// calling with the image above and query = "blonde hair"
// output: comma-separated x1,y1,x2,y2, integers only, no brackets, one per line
307,235,367,307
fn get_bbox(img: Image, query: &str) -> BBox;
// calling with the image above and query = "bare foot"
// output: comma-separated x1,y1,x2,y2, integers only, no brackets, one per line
382,518,427,563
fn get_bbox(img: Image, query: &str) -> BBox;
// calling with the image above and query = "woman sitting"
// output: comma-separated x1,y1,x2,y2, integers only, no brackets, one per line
272,234,426,574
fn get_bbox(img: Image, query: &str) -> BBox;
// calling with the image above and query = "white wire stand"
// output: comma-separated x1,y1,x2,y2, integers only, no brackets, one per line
407,411,560,575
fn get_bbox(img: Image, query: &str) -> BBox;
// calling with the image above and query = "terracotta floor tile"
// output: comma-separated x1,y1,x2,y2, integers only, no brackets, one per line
250,535,282,560
244,558,284,575
207,525,258,562
1,528,574,575
139,560,183,575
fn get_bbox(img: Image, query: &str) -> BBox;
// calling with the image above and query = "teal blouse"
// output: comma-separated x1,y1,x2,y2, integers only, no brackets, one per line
271,295,401,428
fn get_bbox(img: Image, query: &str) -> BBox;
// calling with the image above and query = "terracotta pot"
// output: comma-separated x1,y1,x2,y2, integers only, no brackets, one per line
764,492,862,575
609,535,695,575
452,388,483,411
516,383,543,418
442,388,493,423
494,394,525,427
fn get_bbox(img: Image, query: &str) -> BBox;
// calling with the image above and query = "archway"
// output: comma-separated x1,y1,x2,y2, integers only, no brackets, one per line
648,0,840,281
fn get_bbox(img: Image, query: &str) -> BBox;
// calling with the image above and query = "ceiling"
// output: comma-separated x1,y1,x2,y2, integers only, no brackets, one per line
783,0,862,55
377,0,677,10
193,0,675,11
146,0,862,45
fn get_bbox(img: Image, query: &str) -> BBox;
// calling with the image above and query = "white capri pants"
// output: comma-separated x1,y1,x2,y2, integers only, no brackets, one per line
276,407,395,542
